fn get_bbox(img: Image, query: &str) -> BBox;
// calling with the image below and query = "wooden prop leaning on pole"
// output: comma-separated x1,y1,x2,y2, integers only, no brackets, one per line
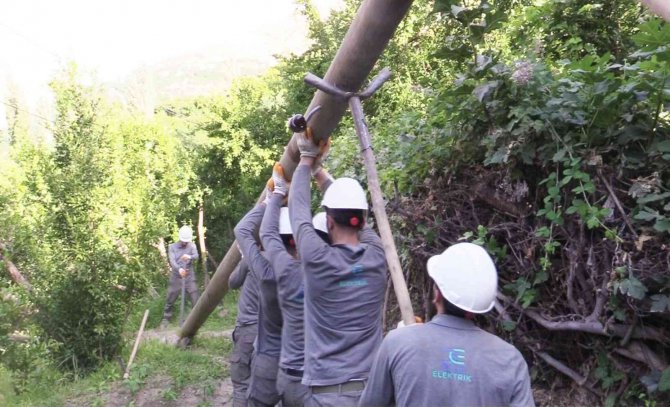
179,0,414,344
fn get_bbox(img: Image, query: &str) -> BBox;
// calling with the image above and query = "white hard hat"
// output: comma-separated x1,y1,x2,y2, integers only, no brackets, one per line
312,212,328,234
178,225,193,243
321,177,368,210
279,207,292,235
427,243,498,314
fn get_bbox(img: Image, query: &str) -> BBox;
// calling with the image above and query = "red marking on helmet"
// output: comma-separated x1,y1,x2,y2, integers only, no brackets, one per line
350,217,359,226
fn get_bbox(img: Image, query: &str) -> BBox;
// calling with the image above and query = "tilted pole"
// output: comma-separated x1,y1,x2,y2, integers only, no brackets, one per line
179,0,413,342
304,68,416,326
639,0,670,22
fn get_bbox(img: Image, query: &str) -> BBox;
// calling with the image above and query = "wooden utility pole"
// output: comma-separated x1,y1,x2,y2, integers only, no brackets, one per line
179,0,414,343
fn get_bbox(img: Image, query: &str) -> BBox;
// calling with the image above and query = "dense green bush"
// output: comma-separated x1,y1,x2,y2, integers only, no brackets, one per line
1,65,195,376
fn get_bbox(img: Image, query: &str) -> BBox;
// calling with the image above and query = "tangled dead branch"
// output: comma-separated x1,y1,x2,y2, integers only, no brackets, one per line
385,166,670,401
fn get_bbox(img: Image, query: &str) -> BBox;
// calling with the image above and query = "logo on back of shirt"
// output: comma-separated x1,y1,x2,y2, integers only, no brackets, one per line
432,348,473,383
338,264,368,287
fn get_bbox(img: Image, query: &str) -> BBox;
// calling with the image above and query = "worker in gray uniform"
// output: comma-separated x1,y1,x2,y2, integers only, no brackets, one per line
161,225,200,326
289,130,388,407
260,163,306,406
260,163,333,407
359,243,535,407
228,257,260,407
234,197,283,407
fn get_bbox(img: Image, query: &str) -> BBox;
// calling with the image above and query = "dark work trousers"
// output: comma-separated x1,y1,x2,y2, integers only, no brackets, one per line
277,368,308,407
230,324,257,407
247,352,281,407
162,274,200,321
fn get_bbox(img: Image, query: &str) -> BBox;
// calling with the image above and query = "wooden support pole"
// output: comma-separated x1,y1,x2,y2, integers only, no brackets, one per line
123,309,149,380
179,0,413,341
350,95,415,326
198,201,210,288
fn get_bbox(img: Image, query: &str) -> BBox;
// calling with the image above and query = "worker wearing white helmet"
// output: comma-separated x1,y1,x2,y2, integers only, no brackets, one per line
228,255,260,407
161,225,200,326
289,128,387,407
260,163,309,406
234,193,283,407
312,212,330,243
360,243,535,407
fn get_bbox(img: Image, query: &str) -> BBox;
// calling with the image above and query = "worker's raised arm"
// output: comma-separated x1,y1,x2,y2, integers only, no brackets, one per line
289,161,329,263
261,163,292,263
233,204,272,281
228,258,249,289
359,224,383,250
313,166,333,194
261,194,290,262
167,244,179,271
289,127,332,261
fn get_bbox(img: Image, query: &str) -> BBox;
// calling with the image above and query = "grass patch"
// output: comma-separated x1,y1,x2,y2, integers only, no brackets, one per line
6,281,241,406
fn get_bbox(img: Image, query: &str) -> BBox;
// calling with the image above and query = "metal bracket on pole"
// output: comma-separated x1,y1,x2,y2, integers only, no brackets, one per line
304,68,416,326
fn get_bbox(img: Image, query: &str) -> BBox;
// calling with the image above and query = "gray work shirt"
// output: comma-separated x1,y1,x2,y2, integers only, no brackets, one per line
289,165,388,386
234,204,283,357
229,258,260,327
359,314,535,407
261,193,304,371
168,241,199,281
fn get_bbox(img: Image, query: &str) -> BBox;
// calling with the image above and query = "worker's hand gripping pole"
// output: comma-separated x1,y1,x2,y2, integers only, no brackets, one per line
304,68,416,327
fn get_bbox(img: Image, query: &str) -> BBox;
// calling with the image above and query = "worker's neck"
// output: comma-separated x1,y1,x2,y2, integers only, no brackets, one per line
330,227,360,246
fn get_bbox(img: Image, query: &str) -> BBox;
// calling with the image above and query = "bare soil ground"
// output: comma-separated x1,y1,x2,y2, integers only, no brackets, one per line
65,375,234,407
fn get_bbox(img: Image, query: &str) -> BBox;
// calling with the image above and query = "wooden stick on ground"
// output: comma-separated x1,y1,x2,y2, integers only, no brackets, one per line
123,309,149,380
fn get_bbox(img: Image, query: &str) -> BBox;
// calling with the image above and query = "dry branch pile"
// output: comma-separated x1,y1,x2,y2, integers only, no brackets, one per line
385,166,669,401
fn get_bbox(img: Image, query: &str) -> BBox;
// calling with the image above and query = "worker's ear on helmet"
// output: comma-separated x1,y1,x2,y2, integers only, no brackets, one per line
321,177,368,230
312,212,330,243
427,243,498,314
178,225,193,243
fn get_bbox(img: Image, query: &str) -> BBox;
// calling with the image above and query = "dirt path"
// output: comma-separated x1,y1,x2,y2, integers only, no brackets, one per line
66,375,234,407
141,326,234,346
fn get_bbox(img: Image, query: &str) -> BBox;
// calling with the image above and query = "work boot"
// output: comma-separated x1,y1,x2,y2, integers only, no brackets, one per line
160,318,169,329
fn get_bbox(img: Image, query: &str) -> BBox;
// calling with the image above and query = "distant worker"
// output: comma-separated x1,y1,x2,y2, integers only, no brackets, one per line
234,195,283,407
260,163,308,406
359,243,535,407
228,257,260,407
161,225,200,327
289,127,388,407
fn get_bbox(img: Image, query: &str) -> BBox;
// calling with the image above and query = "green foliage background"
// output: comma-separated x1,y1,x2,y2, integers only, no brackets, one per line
1,0,669,404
